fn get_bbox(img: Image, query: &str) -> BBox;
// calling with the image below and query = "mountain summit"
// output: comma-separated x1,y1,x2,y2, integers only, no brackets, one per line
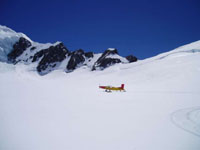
0,25,137,75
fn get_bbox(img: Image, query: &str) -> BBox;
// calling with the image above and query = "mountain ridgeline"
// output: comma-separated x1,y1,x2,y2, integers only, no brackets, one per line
6,37,137,75
0,25,137,75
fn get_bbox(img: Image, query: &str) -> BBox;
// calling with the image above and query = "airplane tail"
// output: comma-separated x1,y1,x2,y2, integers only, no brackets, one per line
121,84,125,90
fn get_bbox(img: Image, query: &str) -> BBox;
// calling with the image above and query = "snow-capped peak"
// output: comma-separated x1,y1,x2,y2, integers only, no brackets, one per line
0,25,32,62
107,48,116,50
0,25,32,43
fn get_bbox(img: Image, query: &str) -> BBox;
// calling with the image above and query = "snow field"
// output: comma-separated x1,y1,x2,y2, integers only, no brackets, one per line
0,47,200,150
171,107,200,137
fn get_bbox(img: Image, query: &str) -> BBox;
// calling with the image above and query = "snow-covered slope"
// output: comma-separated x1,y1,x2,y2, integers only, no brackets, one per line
0,40,200,150
0,25,32,62
155,40,200,60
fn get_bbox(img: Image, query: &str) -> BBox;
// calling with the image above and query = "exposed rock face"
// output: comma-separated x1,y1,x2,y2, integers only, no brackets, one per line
33,43,69,75
84,52,93,58
92,49,121,70
7,37,31,63
30,46,36,51
126,55,138,63
101,49,118,57
93,58,121,70
67,49,86,71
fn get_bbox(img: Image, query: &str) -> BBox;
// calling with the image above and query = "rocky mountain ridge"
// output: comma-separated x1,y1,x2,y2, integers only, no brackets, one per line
0,25,137,75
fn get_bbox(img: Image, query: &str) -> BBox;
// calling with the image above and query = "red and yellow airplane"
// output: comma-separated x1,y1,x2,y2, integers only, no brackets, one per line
99,84,125,92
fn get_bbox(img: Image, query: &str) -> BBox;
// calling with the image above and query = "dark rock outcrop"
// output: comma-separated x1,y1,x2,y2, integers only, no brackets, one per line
99,49,118,59
32,49,45,62
85,52,93,58
7,37,31,63
33,43,69,75
67,49,86,71
94,58,121,70
92,49,121,70
126,55,137,63
30,46,36,51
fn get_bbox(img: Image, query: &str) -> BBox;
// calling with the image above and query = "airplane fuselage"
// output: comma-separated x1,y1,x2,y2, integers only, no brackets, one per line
99,84,125,92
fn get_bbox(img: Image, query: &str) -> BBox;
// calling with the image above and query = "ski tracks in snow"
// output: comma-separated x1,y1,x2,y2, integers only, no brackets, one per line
171,107,200,137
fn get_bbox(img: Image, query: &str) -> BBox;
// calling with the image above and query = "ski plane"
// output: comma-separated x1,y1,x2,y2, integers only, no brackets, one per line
99,84,125,92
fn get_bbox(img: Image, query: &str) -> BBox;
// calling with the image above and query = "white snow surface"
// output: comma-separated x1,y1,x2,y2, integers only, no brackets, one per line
171,107,200,137
107,48,116,50
0,41,200,150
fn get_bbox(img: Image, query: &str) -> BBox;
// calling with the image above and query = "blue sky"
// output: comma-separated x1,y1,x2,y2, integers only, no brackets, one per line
1,0,200,59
